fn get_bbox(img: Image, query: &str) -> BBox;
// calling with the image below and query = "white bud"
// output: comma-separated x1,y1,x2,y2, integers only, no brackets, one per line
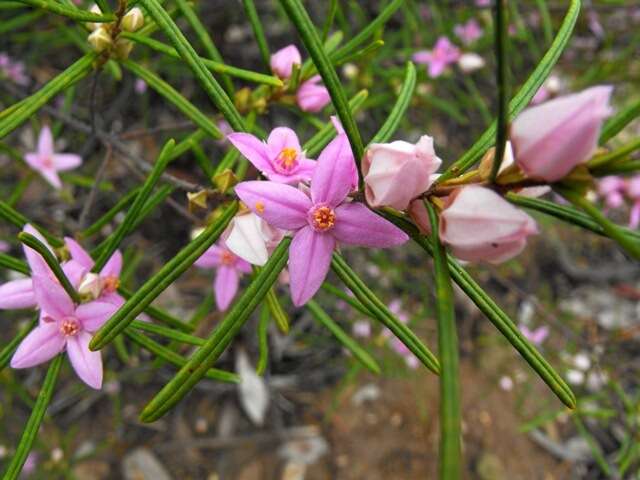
113,39,133,59
88,27,112,52
342,63,359,80
86,4,103,31
121,7,144,32
457,53,485,73
78,272,102,299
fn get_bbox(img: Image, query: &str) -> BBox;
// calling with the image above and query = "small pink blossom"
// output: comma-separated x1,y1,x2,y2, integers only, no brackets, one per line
228,127,316,184
519,324,549,346
413,37,461,78
626,176,640,229
439,185,538,264
598,176,626,210
511,86,613,182
11,256,117,389
270,44,301,79
24,126,82,189
0,52,29,86
390,338,419,369
235,133,408,306
362,136,442,211
195,242,251,311
134,78,147,94
296,75,331,112
352,320,371,338
475,0,490,6
454,19,483,45
0,240,9,252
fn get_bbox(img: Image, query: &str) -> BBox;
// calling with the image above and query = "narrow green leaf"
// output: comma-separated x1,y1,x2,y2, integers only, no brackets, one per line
0,53,97,139
369,62,416,145
384,212,576,408
0,201,63,247
139,0,245,131
121,60,222,140
18,232,81,303
118,287,192,332
600,97,640,144
122,33,283,87
0,252,29,275
0,10,43,36
490,0,510,182
139,237,291,422
589,138,640,169
3,355,63,480
426,202,461,480
280,0,365,167
556,187,640,260
256,305,269,375
125,330,239,383
129,320,204,346
265,287,289,334
535,0,553,44
0,317,38,371
321,282,370,317
90,201,239,350
307,299,380,374
437,0,581,183
93,140,175,272
14,0,115,22
80,187,141,238
241,0,271,69
331,253,440,374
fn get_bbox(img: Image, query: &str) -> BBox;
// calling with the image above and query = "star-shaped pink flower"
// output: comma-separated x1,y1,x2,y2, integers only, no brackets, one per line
24,126,82,189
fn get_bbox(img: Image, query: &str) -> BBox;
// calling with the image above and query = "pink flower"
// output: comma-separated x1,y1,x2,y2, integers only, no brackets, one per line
413,37,461,78
475,0,490,6
439,185,538,264
24,126,82,189
454,19,483,45
362,136,442,210
296,75,331,112
64,238,123,306
531,86,550,105
235,134,408,306
626,176,640,229
134,78,147,94
195,242,251,311
352,320,371,338
0,52,29,86
519,324,549,346
11,257,117,389
598,176,626,209
390,338,419,369
270,44,302,79
228,127,316,184
511,86,613,182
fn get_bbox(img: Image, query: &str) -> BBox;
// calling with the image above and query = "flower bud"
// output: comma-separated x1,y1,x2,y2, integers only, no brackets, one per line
439,185,538,264
88,27,112,52
86,4,103,31
296,75,330,112
457,53,485,73
363,136,442,210
121,7,144,32
78,272,102,300
269,44,301,79
224,212,284,266
511,86,613,182
113,39,133,59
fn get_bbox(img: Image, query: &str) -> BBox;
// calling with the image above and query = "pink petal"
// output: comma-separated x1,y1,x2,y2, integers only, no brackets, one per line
32,273,74,319
66,331,103,389
428,61,446,78
630,202,640,229
0,278,35,309
412,51,432,64
11,323,65,368
76,301,118,332
52,153,82,171
65,237,95,269
235,181,310,230
266,127,301,155
37,125,54,157
195,245,224,268
101,291,125,308
62,261,88,288
24,152,43,170
235,258,253,274
22,224,52,277
332,203,409,247
214,265,239,311
288,226,335,306
39,168,63,189
100,250,122,277
293,158,317,183
227,133,273,175
311,134,356,207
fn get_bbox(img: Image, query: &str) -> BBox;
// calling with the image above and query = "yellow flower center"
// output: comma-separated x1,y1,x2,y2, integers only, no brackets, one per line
275,147,298,172
103,275,120,293
60,318,80,337
311,205,336,232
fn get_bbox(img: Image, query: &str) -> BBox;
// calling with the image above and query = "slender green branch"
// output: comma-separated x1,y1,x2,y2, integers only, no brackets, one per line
490,0,509,182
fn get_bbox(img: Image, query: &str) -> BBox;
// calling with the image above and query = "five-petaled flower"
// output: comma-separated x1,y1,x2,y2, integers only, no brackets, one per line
10,250,117,389
413,36,461,78
235,133,408,306
195,241,252,311
227,127,316,185
24,126,82,189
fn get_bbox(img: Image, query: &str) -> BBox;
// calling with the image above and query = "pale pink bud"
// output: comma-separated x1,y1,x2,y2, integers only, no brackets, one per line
511,86,613,182
270,45,301,79
121,7,144,32
439,185,538,264
362,136,442,211
88,27,112,52
296,75,331,112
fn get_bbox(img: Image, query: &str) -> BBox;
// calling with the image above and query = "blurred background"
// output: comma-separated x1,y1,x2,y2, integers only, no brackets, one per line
1,1,640,478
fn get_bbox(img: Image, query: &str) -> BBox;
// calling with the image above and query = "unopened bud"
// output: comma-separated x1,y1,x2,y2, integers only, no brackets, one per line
121,7,144,32
113,39,133,59
187,190,208,211
88,27,112,52
86,4,103,31
78,272,102,300
214,169,238,194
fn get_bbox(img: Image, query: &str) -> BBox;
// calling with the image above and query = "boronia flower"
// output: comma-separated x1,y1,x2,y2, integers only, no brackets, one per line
454,19,483,45
24,126,82,189
235,134,408,306
362,135,442,211
626,176,640,229
270,44,301,79
519,324,549,346
11,269,117,389
598,176,626,210
413,36,461,78
511,86,613,182
439,185,538,264
296,75,331,112
227,127,316,184
224,212,284,266
195,241,252,311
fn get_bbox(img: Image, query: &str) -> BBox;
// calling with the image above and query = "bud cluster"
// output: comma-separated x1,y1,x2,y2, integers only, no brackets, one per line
87,5,144,60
